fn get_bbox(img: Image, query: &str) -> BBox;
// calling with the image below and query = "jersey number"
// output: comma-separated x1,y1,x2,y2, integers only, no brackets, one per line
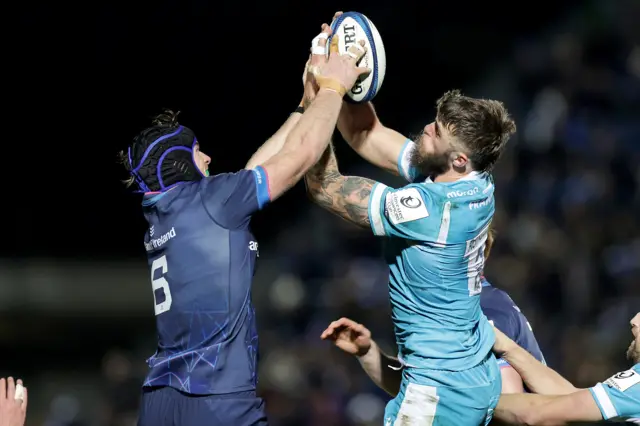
151,255,172,315
465,226,488,296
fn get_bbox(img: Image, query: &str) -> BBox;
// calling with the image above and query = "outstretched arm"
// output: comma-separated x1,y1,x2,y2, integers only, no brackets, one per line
304,142,377,227
320,318,402,397
493,328,577,395
245,109,302,170
337,102,411,176
256,24,370,204
495,391,603,425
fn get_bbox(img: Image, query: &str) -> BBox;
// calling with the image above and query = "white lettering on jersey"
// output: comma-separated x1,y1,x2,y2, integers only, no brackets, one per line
248,240,259,257
604,369,640,392
145,227,177,251
385,188,429,225
469,196,492,210
446,187,479,198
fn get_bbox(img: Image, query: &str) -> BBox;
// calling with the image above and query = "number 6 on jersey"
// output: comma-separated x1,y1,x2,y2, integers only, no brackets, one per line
151,255,172,315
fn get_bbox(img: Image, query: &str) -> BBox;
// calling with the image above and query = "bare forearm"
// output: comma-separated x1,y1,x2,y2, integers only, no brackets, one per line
337,102,406,175
245,111,302,169
357,340,402,397
260,90,344,201
503,346,577,395
305,144,375,227
283,89,342,164
495,390,603,425
495,394,556,425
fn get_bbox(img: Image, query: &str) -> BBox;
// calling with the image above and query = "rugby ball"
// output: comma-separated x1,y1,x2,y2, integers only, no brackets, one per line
329,12,386,103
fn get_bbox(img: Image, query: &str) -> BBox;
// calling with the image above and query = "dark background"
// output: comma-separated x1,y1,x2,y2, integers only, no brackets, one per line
3,0,639,424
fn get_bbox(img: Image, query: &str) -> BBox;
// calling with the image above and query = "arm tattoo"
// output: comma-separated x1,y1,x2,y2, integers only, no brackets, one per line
305,143,376,228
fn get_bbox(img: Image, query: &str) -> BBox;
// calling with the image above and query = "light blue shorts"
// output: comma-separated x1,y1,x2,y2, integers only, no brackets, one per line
384,353,501,426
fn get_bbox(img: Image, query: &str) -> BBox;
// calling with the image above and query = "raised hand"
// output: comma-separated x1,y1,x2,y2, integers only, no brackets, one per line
312,33,369,96
303,18,370,106
0,378,27,426
321,317,372,357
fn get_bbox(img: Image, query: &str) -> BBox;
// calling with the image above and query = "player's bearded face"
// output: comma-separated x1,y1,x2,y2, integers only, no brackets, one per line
627,339,639,364
410,131,454,178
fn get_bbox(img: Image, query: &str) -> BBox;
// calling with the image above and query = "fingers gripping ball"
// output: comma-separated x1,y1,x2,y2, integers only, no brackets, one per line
313,34,348,97
328,12,386,103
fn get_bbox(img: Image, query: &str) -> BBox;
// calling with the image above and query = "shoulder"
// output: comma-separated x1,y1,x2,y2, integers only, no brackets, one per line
482,284,517,309
199,170,256,196
602,365,640,393
439,172,494,203
381,183,443,224
589,365,640,420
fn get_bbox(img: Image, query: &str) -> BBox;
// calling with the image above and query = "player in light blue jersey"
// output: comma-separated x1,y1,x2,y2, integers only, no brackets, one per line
493,313,640,424
320,229,546,400
305,84,516,424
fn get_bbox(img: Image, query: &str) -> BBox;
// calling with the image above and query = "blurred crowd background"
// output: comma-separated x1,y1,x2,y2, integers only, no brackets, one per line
3,0,638,425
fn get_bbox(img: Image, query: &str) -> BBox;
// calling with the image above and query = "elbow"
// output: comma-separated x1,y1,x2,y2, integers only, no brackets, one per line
337,113,379,148
304,178,324,205
304,176,317,200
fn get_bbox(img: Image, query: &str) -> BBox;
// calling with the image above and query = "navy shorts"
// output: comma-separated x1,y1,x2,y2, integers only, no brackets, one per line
138,386,268,426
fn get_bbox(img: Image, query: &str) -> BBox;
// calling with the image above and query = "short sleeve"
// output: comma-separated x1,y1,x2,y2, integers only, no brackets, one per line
589,367,640,421
397,139,424,182
200,166,271,228
367,183,440,241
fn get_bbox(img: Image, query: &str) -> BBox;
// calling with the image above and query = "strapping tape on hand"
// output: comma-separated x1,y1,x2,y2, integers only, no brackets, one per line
311,32,329,55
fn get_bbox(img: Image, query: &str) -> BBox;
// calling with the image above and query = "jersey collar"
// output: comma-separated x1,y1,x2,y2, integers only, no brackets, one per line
424,171,485,184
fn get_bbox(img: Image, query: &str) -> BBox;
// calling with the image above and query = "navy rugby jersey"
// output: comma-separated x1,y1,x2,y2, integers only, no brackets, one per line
140,167,270,395
480,278,546,367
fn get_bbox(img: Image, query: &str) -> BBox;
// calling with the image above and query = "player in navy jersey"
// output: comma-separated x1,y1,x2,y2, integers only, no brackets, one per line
120,28,370,426
479,229,545,392
493,312,640,424
321,228,545,397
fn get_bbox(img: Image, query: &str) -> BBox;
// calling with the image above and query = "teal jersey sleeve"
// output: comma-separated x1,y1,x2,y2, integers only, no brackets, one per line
397,139,423,183
367,182,445,242
589,364,640,421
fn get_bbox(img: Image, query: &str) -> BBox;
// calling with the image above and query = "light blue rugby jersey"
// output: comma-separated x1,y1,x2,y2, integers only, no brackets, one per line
367,139,496,371
590,364,640,423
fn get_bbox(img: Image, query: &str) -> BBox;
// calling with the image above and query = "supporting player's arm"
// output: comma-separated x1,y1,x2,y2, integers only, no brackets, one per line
337,102,411,176
494,391,603,425
304,143,377,228
486,314,526,394
493,328,578,395
245,110,302,170
500,366,526,394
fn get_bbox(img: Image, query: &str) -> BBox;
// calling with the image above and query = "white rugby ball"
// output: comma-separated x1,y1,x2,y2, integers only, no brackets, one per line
329,12,386,103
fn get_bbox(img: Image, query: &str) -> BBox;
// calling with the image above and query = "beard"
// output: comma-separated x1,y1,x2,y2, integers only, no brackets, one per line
409,137,453,179
626,340,639,364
